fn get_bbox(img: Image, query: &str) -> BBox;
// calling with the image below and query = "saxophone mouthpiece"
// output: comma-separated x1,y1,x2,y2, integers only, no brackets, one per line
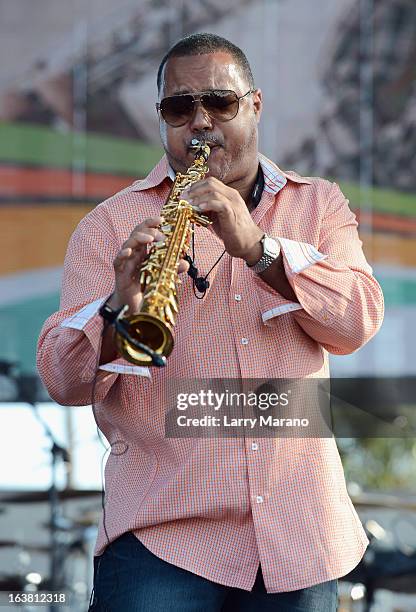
190,139,210,161
190,138,203,148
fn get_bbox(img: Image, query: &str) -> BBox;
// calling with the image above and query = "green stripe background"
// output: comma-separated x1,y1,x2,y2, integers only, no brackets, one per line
0,122,163,176
1,122,415,215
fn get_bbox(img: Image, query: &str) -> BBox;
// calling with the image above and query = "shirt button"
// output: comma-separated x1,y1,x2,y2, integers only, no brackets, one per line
256,496,264,504
251,442,258,451
81,369,94,382
241,338,249,345
234,294,242,301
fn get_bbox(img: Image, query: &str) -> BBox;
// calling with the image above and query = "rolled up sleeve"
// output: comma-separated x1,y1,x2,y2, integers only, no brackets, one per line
289,183,384,353
37,211,121,406
254,182,384,354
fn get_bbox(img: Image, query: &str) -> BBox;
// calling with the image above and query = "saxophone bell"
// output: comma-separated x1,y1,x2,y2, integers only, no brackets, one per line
113,310,167,367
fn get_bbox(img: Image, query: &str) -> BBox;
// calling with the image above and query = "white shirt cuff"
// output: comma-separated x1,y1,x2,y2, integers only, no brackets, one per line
258,238,326,323
60,298,104,330
278,237,327,274
99,363,151,378
262,302,303,323
61,298,151,378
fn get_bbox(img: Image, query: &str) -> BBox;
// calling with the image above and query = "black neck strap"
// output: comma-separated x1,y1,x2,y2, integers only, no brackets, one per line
250,163,264,209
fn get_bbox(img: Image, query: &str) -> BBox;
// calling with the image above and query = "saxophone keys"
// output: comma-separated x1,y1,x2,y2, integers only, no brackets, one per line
192,213,211,227
165,303,176,326
169,294,179,313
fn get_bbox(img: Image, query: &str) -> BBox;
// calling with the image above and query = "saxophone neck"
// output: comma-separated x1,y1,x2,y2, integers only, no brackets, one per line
169,140,211,197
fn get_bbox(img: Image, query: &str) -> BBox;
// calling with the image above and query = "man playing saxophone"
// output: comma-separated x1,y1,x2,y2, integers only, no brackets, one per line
37,33,384,611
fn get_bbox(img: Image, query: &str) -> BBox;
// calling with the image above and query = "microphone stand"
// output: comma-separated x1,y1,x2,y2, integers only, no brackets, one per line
18,375,70,612
32,407,70,610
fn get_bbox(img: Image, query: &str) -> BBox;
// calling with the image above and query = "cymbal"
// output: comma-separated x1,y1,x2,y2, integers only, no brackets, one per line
40,508,101,532
0,489,101,503
21,544,52,554
74,510,101,526
351,492,416,511
0,540,18,548
0,575,26,590
373,573,416,594
0,540,51,553
41,516,90,532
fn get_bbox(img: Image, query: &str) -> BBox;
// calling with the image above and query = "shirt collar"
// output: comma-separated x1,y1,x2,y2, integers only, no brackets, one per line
167,164,176,182
130,156,171,192
258,153,312,193
130,153,312,193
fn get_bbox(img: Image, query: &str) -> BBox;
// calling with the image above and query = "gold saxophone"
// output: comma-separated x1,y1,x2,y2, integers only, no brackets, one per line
114,139,212,366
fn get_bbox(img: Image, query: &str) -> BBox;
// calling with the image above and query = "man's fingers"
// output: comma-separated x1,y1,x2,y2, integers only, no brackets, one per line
115,219,166,274
181,178,228,199
123,217,164,246
116,217,191,279
182,191,232,215
178,258,190,274
114,247,130,269
136,216,163,229
114,244,146,272
196,199,232,217
123,230,164,251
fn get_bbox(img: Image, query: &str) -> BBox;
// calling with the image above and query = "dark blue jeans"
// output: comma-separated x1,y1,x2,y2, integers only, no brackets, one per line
89,532,338,611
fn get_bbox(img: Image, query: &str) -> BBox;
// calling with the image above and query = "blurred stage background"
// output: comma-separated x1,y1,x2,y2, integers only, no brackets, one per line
0,0,415,610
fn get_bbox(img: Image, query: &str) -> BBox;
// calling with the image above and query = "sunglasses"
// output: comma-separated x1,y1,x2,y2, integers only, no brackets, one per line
156,89,255,127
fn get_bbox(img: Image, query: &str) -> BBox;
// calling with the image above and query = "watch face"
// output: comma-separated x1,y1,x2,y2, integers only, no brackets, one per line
250,235,280,273
263,236,280,257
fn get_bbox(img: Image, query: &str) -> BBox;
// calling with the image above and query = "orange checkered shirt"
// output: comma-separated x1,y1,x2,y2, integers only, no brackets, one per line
37,154,384,593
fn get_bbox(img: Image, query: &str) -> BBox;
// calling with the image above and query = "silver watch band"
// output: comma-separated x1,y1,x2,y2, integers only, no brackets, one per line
247,234,281,274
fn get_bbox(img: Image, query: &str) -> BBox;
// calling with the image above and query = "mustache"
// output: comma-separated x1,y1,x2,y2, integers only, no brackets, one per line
186,133,224,148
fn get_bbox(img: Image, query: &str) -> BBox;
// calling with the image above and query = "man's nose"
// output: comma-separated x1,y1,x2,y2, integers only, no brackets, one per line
189,101,213,131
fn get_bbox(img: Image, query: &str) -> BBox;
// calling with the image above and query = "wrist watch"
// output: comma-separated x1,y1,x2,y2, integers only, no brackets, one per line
247,233,281,274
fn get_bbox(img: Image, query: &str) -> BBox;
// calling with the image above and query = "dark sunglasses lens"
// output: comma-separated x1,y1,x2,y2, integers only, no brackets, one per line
160,95,194,126
202,91,239,121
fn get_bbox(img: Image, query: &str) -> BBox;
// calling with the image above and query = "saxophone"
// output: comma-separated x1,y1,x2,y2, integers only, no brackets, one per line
114,139,212,366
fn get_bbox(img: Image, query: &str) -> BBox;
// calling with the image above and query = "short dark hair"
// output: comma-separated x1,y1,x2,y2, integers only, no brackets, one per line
157,33,255,94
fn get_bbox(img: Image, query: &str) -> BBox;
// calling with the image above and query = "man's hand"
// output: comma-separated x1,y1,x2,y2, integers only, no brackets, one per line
108,217,189,315
100,217,189,365
181,178,297,302
181,177,263,264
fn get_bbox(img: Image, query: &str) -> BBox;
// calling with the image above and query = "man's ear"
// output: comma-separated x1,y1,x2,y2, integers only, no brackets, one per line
252,89,263,123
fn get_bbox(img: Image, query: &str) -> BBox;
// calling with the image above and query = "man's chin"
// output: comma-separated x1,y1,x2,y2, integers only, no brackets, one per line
206,148,230,181
205,164,228,182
